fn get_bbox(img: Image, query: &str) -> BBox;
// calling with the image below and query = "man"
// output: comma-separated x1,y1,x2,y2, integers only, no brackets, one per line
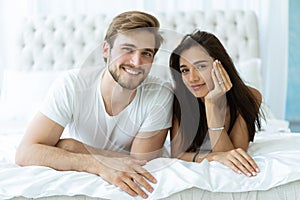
15,11,173,199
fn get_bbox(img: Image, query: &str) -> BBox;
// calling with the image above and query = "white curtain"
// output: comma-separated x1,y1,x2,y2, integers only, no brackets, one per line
0,0,288,119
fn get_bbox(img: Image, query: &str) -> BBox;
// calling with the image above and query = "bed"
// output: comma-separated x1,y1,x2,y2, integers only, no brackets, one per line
0,10,300,200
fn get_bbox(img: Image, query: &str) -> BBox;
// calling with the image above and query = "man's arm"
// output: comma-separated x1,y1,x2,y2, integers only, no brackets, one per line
16,112,72,169
130,129,168,161
56,138,127,156
15,112,156,199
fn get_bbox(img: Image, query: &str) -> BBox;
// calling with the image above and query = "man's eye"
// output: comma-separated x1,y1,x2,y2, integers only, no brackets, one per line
142,51,153,57
122,47,133,52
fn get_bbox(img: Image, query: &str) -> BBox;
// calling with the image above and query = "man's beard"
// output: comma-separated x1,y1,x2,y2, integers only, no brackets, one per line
108,64,146,90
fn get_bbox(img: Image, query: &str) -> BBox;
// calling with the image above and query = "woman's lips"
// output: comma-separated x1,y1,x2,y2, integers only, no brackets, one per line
191,84,205,90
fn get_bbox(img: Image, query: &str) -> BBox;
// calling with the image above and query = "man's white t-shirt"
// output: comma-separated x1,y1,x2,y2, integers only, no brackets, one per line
40,66,173,153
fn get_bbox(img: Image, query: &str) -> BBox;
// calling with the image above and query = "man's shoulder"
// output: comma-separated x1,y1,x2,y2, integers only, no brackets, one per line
60,66,104,88
140,75,173,94
63,66,104,79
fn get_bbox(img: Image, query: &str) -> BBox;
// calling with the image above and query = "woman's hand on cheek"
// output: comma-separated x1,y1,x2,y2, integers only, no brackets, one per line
206,60,225,100
214,60,232,92
205,60,232,102
204,61,227,127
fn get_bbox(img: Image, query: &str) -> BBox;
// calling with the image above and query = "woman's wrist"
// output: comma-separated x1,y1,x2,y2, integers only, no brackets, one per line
192,151,212,162
208,126,225,131
192,151,200,162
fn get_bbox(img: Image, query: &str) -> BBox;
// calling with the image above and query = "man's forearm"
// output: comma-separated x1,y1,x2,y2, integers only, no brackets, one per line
15,143,98,173
56,138,129,157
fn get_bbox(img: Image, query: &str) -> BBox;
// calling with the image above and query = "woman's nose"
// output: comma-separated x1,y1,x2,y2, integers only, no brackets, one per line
189,68,200,81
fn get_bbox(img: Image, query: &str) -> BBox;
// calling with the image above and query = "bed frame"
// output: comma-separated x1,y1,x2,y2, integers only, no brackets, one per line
11,180,300,200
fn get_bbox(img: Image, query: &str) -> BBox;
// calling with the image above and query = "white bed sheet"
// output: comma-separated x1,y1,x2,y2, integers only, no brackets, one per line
1,131,300,200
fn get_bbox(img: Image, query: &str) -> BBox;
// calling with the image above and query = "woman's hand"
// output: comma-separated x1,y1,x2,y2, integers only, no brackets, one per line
206,60,232,100
205,60,232,128
209,148,260,177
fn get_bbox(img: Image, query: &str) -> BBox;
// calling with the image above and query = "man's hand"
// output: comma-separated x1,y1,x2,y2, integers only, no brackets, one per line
93,155,156,199
56,139,156,198
56,138,156,198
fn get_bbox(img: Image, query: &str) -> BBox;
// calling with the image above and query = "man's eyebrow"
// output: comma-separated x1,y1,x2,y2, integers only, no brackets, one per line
144,48,155,54
121,43,136,48
121,43,155,54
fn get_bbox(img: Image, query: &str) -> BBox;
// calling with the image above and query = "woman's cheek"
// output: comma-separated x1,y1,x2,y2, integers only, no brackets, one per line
199,70,214,91
206,76,214,91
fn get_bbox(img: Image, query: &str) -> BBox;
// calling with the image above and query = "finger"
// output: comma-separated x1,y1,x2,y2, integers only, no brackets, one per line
216,61,232,91
216,61,228,82
233,150,257,175
211,62,219,88
131,173,154,193
222,159,243,175
117,181,139,197
236,149,260,173
229,151,255,177
213,60,223,82
227,156,253,177
133,165,157,184
213,61,226,90
123,176,149,199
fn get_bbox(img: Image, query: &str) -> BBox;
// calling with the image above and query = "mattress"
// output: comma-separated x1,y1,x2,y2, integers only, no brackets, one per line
1,130,300,200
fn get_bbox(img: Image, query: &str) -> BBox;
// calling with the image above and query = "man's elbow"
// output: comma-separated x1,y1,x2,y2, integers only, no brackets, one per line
15,145,30,166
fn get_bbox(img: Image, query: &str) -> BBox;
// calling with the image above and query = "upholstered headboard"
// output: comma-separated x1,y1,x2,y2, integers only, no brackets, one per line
0,10,261,121
13,10,259,72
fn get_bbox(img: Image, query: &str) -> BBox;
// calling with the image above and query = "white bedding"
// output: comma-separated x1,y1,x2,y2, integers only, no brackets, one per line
0,10,297,200
1,132,300,200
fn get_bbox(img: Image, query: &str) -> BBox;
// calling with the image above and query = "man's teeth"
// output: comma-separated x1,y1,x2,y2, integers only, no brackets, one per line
125,68,139,75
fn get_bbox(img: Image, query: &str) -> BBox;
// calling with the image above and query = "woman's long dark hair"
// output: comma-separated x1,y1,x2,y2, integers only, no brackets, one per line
169,30,262,153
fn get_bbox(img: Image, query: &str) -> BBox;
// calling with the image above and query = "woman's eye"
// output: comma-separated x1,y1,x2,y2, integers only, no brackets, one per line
180,68,189,74
195,65,206,70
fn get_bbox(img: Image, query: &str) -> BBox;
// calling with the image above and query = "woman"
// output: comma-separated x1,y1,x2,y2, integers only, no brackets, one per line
169,30,263,177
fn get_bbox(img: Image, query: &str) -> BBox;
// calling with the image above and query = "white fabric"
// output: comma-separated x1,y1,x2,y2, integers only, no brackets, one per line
0,70,65,121
0,132,300,200
236,58,263,92
40,67,173,151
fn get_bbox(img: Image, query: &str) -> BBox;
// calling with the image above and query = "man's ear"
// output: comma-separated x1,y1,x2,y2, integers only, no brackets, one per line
102,41,110,58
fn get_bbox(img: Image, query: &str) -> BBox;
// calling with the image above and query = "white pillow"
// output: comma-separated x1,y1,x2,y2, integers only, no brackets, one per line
235,58,263,92
0,70,65,121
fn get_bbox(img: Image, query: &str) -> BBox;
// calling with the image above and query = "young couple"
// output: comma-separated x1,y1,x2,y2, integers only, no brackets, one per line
15,11,263,199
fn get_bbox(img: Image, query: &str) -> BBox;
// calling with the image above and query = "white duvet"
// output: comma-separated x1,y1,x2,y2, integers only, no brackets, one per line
0,132,300,200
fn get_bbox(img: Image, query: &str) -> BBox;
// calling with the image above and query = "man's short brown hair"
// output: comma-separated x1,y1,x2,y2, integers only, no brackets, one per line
104,11,163,60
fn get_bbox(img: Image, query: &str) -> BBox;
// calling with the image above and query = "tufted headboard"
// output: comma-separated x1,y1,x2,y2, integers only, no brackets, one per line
0,10,261,123
13,11,259,73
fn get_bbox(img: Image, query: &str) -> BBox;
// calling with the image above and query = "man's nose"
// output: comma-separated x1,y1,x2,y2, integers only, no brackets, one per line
130,52,143,66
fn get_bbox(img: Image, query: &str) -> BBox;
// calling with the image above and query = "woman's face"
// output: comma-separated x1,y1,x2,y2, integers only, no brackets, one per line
179,45,214,98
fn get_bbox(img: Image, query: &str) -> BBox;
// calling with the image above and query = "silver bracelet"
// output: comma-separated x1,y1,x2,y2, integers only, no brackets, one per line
208,126,225,131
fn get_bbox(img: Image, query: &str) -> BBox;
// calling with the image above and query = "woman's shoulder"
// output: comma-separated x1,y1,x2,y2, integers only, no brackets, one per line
247,86,262,105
